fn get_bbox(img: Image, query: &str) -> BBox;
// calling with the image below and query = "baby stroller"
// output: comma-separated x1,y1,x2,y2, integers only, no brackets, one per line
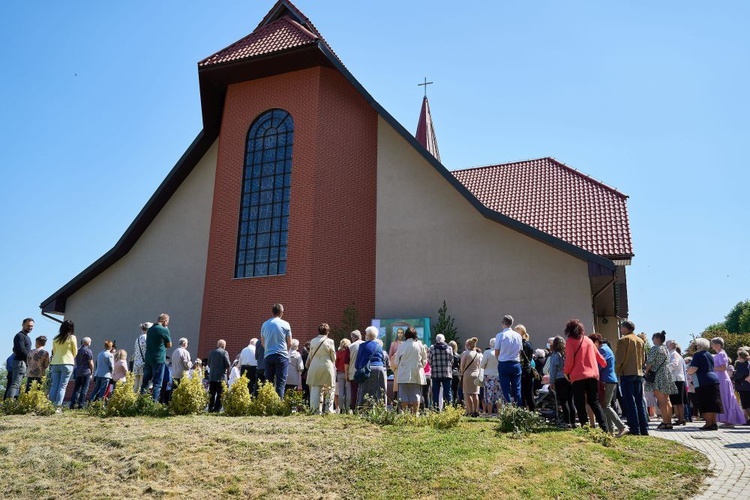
535,385,559,425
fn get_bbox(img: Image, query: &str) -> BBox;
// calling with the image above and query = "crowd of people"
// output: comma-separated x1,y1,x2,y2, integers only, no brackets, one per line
5,309,750,432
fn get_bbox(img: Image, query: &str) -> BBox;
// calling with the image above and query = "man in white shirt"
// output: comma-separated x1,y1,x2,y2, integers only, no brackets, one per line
347,330,363,411
239,339,258,394
493,315,523,406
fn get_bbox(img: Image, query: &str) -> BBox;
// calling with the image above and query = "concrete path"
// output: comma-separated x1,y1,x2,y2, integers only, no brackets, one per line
650,421,750,499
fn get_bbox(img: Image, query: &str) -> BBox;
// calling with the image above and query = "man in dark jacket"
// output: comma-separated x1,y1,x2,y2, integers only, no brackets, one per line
207,339,231,412
6,318,34,399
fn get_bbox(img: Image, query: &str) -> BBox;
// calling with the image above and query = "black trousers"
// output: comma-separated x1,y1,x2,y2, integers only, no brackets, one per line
555,378,575,425
241,365,257,395
521,371,536,410
209,381,224,412
572,378,608,432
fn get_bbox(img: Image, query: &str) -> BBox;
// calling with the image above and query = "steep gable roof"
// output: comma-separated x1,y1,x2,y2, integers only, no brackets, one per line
41,0,621,315
198,16,318,67
453,158,633,259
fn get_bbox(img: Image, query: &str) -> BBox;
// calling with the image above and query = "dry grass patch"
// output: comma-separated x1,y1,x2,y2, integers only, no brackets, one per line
0,413,708,499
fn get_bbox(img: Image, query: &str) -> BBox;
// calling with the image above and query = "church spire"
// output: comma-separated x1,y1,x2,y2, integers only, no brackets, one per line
415,78,441,162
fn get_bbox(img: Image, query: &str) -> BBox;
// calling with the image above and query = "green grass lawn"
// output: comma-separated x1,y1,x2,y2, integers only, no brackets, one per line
0,413,708,499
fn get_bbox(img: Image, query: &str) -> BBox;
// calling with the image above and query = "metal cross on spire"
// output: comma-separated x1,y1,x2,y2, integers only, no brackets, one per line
418,77,433,98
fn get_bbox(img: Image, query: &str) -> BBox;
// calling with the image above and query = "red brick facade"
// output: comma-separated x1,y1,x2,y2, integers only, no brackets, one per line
198,66,378,357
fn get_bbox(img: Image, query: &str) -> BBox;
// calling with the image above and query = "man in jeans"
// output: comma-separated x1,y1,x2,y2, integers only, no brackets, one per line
141,313,173,402
428,334,454,409
494,315,523,405
7,318,34,399
261,303,292,398
615,320,649,436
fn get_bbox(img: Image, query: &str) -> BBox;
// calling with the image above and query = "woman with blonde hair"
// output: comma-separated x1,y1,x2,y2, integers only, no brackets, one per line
335,338,351,412
112,349,129,391
460,337,482,417
306,324,337,414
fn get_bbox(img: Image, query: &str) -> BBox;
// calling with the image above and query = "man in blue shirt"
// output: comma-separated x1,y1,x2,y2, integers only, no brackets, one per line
261,303,292,398
493,315,522,406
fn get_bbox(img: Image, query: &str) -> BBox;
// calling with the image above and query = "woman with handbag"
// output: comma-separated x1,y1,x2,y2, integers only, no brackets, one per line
306,323,336,414
644,331,677,430
459,337,482,417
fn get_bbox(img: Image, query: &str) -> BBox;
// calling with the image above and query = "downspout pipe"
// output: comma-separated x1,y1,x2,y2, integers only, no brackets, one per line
42,311,63,324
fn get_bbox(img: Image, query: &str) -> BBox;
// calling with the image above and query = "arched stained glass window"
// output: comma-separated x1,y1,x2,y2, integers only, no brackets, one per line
235,109,293,278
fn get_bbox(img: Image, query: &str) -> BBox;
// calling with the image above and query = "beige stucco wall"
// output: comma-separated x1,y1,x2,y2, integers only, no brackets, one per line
375,118,594,349
63,141,218,359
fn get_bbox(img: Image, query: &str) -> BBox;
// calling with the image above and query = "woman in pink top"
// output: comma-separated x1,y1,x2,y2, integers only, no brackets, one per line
563,319,608,432
112,349,129,390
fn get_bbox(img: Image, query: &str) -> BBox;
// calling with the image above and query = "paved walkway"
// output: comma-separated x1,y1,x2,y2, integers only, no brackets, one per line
650,421,750,499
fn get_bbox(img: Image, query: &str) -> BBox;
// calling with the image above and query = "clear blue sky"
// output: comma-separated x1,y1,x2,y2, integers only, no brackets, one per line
1,1,748,361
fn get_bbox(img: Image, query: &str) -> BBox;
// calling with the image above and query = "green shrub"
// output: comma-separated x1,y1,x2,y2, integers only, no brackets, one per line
248,381,284,416
423,404,463,429
169,376,208,415
281,388,306,415
105,375,139,416
358,398,463,429
0,378,55,416
495,403,546,435
17,379,55,415
133,394,170,418
573,425,615,447
359,398,398,425
223,376,252,416
86,400,106,417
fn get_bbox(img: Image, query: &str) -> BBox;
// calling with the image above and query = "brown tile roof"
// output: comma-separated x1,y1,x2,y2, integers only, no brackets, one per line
198,15,318,68
452,157,633,259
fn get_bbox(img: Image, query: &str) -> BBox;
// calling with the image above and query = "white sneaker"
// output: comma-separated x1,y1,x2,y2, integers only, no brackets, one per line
55,408,62,414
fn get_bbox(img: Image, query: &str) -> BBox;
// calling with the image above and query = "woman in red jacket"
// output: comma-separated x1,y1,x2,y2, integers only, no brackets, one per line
563,319,609,432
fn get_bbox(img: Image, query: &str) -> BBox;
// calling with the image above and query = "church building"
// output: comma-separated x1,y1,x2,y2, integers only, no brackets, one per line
40,0,633,355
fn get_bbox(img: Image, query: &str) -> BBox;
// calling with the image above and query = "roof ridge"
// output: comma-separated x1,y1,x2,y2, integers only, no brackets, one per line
544,157,628,199
198,16,317,67
454,156,628,199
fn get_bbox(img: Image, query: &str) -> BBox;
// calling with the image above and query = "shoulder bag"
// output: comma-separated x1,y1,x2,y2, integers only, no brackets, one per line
520,348,541,382
644,349,667,384
304,338,327,370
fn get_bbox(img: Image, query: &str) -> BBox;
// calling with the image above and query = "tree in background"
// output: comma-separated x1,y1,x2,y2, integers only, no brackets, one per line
331,303,360,344
702,299,750,359
434,300,458,345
